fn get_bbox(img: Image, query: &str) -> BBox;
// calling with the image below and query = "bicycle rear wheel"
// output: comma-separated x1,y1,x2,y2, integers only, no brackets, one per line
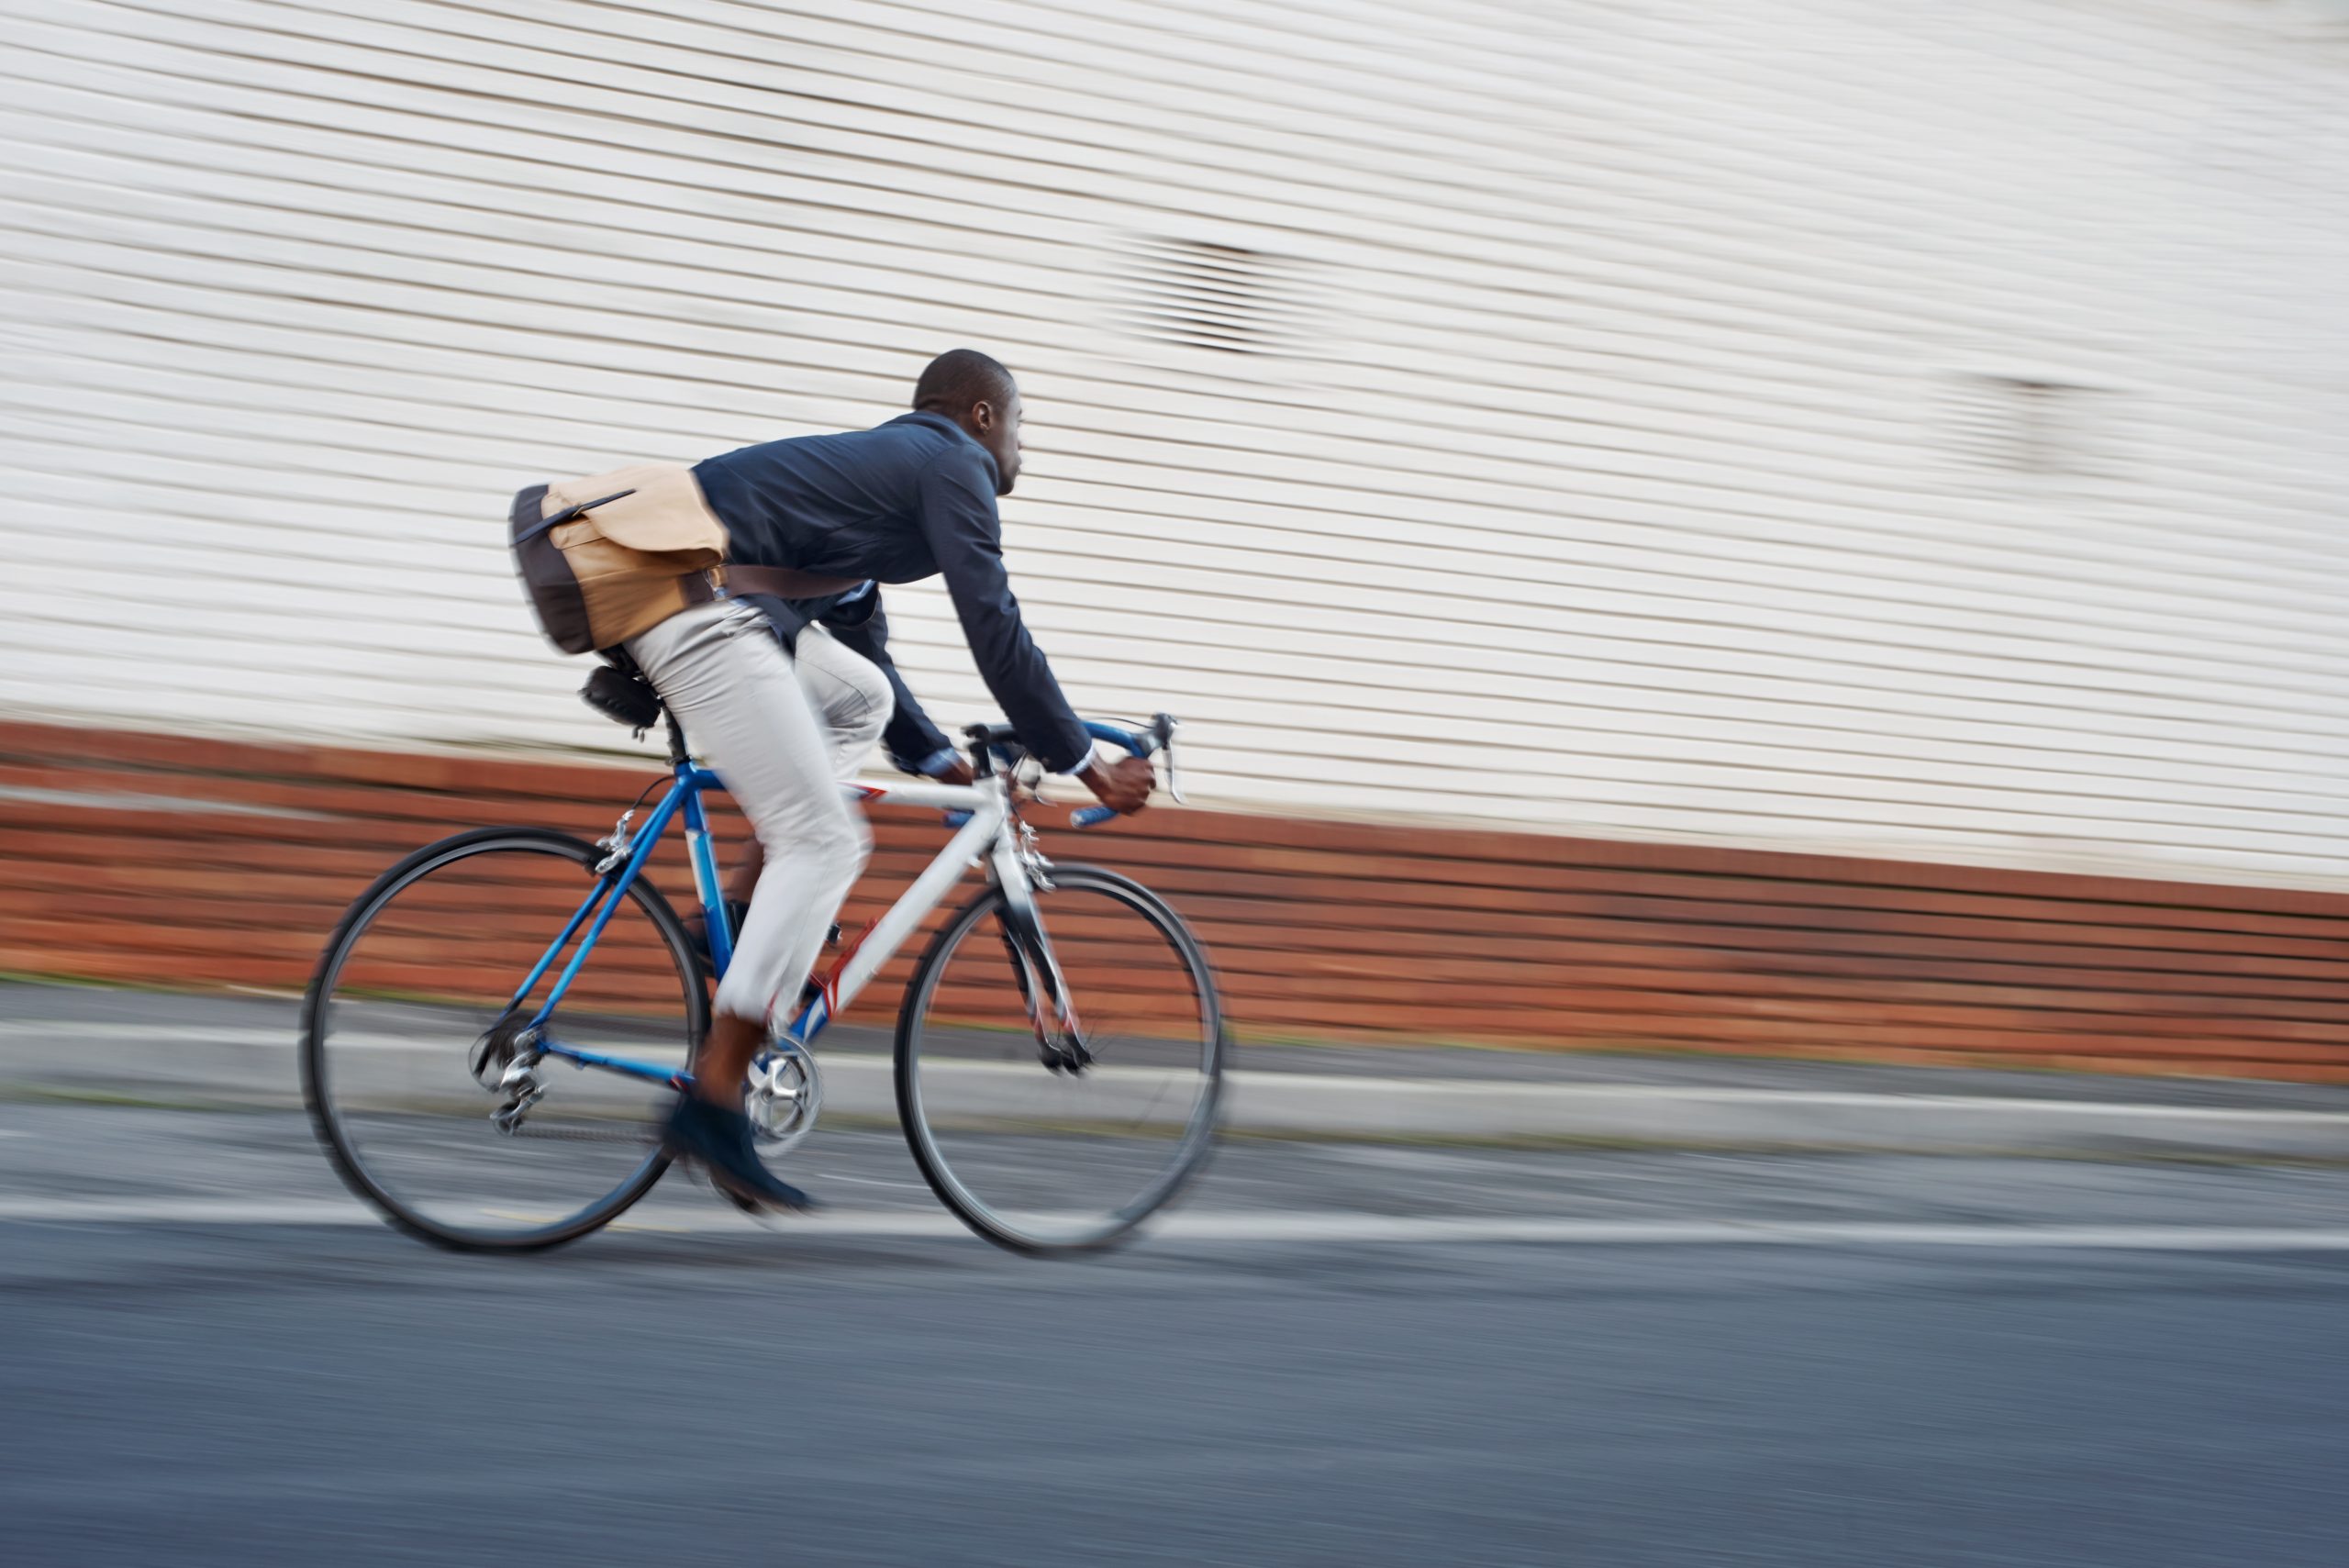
896,864,1225,1253
301,828,705,1251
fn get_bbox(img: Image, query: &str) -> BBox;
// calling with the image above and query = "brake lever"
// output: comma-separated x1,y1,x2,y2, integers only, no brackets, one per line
1154,713,1186,805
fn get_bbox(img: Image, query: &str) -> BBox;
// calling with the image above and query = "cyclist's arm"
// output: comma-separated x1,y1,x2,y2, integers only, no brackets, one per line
913,449,1093,775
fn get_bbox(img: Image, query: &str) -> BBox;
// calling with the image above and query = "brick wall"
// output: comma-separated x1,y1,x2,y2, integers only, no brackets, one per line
4,719,2345,1082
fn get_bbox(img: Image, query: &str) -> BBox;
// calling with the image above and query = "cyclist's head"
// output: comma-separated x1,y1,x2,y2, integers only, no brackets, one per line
913,349,1023,496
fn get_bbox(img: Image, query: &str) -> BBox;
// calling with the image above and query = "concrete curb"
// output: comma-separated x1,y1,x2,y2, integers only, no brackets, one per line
6,1026,2349,1161
1220,1073,2349,1160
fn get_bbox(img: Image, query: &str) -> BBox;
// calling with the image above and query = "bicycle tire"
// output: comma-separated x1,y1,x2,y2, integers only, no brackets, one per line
301,827,707,1252
894,863,1226,1255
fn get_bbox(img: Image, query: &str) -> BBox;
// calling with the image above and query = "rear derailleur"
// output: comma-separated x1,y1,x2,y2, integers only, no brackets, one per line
471,1008,545,1134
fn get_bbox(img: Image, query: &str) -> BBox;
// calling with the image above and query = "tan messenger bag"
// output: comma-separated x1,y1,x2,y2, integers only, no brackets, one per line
507,463,859,655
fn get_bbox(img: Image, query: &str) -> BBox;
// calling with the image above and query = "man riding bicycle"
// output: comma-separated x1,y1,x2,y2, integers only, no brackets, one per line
682,573,973,960
545,350,1156,1212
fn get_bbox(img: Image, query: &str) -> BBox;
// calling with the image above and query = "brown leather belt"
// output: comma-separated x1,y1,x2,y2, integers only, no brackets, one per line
681,564,865,605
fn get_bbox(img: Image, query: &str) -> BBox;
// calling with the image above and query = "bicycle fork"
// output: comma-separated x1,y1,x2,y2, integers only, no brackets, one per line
991,838,1090,1073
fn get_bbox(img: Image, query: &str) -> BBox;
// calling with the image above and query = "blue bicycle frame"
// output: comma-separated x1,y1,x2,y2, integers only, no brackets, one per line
495,756,723,1087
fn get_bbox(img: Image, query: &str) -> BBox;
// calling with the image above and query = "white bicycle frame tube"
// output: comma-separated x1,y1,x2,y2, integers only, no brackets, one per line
781,773,1034,1041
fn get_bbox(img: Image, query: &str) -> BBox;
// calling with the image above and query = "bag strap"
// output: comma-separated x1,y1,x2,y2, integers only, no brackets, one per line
513,488,636,546
683,564,867,604
525,479,863,604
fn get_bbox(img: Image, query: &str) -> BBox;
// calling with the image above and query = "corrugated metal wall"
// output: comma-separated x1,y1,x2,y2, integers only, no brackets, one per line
3,0,2346,885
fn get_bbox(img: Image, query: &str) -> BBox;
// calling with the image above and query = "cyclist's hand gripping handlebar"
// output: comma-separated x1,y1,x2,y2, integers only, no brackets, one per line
940,716,1179,831
1070,715,1179,829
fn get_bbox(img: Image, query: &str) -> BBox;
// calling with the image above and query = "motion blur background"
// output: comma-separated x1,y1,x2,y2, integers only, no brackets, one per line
7,7,2349,1567
4,0,2349,1065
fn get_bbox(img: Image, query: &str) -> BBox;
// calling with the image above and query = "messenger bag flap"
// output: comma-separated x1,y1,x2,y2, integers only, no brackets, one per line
542,463,725,563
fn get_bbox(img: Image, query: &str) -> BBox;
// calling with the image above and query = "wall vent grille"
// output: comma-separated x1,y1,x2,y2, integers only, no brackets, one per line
1120,237,1315,356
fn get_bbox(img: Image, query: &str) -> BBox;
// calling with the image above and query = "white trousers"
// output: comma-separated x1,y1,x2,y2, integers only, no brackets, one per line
624,601,891,1026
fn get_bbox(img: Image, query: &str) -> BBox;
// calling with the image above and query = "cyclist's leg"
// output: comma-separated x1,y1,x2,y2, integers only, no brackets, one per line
625,601,869,1099
719,623,895,909
795,621,896,781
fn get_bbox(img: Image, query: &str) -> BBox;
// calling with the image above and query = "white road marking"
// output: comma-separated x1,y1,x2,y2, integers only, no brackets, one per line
6,1023,2334,1122
1,1198,2347,1250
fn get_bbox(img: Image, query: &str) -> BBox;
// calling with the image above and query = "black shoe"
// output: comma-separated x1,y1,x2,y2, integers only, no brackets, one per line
660,1095,818,1213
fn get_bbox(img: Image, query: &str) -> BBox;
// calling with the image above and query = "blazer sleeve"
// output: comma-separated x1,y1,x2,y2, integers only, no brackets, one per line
912,448,1093,774
818,591,958,774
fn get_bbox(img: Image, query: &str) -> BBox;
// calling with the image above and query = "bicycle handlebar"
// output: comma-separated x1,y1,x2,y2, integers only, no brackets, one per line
1081,719,1157,761
941,715,1179,831
1071,714,1176,828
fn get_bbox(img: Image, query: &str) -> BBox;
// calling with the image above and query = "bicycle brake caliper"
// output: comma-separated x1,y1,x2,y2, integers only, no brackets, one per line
1016,822,1053,891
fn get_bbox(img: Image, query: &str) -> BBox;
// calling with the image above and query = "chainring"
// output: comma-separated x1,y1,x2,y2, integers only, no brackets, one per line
745,1042,822,1155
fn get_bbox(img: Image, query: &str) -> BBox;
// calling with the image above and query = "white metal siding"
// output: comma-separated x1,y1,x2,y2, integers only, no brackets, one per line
3,0,2347,884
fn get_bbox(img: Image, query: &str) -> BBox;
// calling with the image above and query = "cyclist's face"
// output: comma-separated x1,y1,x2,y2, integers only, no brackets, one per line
977,390,1023,496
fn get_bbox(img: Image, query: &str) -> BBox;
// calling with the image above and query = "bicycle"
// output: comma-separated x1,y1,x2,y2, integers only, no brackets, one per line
300,686,1225,1256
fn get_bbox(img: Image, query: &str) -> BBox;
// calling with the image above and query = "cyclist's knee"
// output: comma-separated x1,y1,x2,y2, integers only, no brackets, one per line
842,653,893,741
798,628,892,748
831,818,873,880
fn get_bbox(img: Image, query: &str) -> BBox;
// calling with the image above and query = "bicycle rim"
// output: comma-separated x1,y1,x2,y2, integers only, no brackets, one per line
896,865,1225,1253
301,828,705,1251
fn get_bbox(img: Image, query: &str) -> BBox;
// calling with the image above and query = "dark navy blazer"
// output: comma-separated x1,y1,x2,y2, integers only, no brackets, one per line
694,412,1090,773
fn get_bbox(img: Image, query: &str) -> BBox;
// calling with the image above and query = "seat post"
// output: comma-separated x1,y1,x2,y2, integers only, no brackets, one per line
664,712,691,767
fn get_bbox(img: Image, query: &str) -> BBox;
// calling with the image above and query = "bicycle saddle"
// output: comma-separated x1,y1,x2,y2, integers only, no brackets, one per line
582,658,664,734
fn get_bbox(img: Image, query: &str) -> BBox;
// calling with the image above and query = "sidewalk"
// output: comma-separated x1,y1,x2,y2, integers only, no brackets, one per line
6,982,2348,1162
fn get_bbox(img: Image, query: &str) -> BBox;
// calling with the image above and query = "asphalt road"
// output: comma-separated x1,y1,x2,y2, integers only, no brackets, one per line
3,1105,2346,1567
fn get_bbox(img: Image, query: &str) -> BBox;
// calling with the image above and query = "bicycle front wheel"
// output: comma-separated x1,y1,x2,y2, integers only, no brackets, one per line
302,828,706,1251
896,864,1226,1253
